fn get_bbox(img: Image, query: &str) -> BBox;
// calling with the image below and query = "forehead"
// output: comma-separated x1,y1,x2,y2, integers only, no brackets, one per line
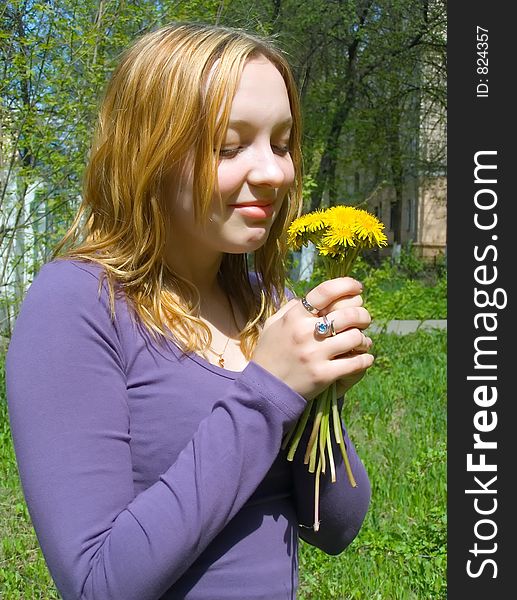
227,57,292,125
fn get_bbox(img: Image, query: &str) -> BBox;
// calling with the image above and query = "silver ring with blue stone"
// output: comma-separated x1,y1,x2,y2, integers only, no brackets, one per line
315,315,332,337
301,296,319,315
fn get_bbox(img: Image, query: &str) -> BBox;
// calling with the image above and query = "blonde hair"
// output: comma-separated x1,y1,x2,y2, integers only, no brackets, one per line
53,22,303,358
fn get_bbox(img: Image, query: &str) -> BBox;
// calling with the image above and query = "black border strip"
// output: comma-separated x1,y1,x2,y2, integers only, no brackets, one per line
448,2,515,596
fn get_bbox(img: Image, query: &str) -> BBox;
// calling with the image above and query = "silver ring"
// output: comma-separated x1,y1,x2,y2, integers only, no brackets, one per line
315,315,331,337
301,296,319,315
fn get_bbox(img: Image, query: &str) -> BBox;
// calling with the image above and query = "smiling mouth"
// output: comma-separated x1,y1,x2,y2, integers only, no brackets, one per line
228,200,274,208
228,203,275,218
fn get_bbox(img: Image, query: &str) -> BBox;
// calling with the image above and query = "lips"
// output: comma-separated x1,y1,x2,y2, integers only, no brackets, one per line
228,200,274,208
228,201,275,219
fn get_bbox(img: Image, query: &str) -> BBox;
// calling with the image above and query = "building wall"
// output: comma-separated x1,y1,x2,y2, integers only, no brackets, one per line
365,175,446,259
414,176,447,258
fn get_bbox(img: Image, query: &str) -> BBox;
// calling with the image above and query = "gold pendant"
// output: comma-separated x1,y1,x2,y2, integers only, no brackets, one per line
218,356,225,368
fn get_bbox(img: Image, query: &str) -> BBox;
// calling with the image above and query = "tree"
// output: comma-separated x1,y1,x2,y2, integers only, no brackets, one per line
0,0,222,334
1,0,446,332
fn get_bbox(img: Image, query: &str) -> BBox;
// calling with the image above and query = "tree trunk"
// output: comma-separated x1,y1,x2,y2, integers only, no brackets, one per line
298,241,316,282
309,96,354,212
387,109,404,245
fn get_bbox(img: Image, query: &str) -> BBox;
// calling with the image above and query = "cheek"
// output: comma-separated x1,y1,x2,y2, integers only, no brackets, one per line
217,163,242,196
285,159,295,185
278,157,295,193
278,165,295,199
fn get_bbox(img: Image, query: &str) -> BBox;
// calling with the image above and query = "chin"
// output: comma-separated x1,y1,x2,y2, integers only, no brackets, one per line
224,232,270,254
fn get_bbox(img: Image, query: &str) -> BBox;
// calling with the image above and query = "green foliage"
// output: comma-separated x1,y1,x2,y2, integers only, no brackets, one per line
288,248,447,321
1,0,446,335
1,0,224,334
360,261,447,322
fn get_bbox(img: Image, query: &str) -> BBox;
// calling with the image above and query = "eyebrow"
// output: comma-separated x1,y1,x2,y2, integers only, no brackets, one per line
227,117,293,130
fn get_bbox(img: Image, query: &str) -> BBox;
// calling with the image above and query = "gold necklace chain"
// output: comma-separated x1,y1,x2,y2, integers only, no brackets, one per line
208,290,239,369
213,336,232,368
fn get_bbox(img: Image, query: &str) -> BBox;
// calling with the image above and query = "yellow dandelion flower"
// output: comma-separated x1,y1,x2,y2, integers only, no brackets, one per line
322,205,357,228
353,209,388,247
322,221,356,249
287,210,327,249
304,211,327,233
316,242,334,256
288,204,387,256
287,214,310,249
317,241,342,260
284,200,388,531
287,213,309,236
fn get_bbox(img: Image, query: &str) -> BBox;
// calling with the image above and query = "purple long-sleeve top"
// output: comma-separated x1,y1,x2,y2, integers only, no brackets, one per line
5,259,370,600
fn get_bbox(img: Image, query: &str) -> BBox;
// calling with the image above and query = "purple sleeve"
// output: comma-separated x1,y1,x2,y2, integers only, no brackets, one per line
5,262,306,600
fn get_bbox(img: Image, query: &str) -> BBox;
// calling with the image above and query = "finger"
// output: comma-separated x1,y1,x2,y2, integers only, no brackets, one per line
316,327,368,358
327,352,375,380
305,277,363,313
264,297,299,327
319,294,363,315
344,341,372,356
343,335,373,355
359,335,373,352
316,307,372,336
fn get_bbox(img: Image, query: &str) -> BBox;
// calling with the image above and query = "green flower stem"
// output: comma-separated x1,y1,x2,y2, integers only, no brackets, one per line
318,396,327,476
307,422,319,473
282,397,314,459
331,383,357,488
313,455,322,532
331,384,342,444
322,394,336,483
325,407,336,483
305,390,326,471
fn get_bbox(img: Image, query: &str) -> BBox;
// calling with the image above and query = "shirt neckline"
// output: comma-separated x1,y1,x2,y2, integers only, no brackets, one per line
178,344,248,380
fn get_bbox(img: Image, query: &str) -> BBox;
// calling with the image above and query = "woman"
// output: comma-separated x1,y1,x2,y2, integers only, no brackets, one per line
6,22,373,599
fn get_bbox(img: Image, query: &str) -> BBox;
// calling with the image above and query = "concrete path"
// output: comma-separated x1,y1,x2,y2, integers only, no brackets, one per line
367,319,447,335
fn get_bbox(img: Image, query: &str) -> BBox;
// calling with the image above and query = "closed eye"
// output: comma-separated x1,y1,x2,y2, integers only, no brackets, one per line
218,147,242,158
218,144,291,159
273,145,291,156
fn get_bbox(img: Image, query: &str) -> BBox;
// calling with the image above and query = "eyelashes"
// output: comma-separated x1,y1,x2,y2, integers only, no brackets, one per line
218,147,241,158
273,145,291,156
217,145,291,158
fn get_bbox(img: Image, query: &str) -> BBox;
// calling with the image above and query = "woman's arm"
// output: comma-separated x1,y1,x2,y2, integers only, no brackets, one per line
6,261,306,600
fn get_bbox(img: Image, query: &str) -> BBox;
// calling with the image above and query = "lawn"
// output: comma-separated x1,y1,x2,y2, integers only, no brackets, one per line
299,329,447,599
0,329,446,599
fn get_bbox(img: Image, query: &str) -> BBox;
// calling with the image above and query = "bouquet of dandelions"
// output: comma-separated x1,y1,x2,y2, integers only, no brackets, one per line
283,205,387,531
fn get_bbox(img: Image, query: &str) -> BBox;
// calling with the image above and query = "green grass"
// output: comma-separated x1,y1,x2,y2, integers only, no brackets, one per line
298,329,447,599
0,329,446,599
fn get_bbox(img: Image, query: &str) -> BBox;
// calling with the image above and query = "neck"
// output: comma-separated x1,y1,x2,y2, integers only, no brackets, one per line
166,249,224,299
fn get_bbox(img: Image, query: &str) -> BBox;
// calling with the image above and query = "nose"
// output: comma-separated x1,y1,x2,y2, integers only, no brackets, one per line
247,144,288,188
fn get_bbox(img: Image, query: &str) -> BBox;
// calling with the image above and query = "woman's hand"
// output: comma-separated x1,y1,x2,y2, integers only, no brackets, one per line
252,278,374,400
317,287,373,397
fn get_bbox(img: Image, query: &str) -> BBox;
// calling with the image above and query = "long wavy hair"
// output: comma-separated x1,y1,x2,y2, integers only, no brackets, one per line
53,22,303,359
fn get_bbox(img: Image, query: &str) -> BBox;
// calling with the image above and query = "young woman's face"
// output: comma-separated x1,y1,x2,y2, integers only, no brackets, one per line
169,56,295,258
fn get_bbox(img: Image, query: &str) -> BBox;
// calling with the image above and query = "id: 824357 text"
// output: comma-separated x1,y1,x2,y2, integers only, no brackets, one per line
476,26,488,98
